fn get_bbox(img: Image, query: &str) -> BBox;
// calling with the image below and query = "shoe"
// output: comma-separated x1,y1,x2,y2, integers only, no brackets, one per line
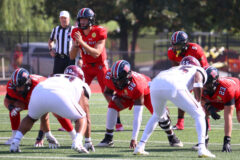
10,140,21,153
198,147,216,158
58,127,66,131
133,145,149,155
5,137,13,145
34,139,44,147
172,124,184,130
192,138,209,151
168,134,183,147
115,123,124,131
97,134,114,147
173,118,184,130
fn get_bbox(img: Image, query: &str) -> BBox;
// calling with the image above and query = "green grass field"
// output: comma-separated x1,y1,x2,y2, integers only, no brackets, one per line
0,93,240,160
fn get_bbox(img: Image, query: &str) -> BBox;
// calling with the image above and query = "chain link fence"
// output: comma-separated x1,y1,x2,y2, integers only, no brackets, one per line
0,31,240,79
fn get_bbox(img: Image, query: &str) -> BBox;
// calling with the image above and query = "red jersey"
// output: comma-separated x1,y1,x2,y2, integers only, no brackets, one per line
71,25,107,64
203,77,240,110
168,42,209,67
6,75,46,108
104,69,151,100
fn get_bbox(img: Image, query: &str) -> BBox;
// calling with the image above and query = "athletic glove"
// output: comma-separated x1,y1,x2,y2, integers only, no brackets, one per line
46,134,60,149
84,141,95,152
222,136,232,152
206,104,220,120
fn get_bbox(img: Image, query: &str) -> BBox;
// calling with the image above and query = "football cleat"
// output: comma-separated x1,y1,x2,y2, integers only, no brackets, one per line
97,134,114,147
115,123,124,132
10,140,21,153
72,141,89,154
192,138,209,151
58,127,66,132
198,147,216,158
34,139,44,147
133,146,149,155
5,137,13,145
168,134,183,147
84,141,95,152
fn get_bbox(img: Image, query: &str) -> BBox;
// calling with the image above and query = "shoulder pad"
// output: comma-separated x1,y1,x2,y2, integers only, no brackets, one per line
196,67,207,84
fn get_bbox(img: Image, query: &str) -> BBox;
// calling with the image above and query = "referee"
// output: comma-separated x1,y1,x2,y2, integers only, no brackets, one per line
48,10,75,74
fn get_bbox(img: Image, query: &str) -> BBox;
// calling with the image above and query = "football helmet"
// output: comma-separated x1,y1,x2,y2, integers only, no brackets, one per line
77,8,95,30
171,31,189,56
204,66,219,96
180,56,201,67
64,65,85,81
11,68,31,97
111,60,132,90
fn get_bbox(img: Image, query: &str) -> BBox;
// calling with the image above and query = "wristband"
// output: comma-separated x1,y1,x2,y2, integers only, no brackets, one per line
193,82,203,88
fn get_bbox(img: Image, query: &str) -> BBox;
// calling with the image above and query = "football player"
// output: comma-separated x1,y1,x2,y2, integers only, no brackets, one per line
202,66,240,152
70,8,123,131
134,56,215,158
168,31,209,131
97,60,182,149
4,68,76,147
10,66,91,153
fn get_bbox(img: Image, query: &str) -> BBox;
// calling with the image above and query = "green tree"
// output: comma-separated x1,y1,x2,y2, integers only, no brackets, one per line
0,0,54,31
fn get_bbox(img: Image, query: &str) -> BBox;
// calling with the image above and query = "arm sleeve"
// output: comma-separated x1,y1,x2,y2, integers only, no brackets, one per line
132,105,144,140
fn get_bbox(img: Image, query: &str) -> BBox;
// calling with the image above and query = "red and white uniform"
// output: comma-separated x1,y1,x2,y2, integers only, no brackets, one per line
168,42,209,67
71,26,108,92
6,75,46,109
28,74,90,120
203,77,240,111
104,69,153,113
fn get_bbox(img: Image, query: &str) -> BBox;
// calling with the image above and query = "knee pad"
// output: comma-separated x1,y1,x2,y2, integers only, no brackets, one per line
158,117,172,131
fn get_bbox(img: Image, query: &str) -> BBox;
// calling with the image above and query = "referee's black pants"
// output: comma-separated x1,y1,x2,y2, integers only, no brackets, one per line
53,54,75,74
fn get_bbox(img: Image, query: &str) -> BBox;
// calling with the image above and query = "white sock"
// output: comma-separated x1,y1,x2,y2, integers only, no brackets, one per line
68,129,76,140
140,114,159,143
106,108,118,130
195,116,206,145
12,130,17,138
74,133,83,142
14,131,23,142
85,137,91,142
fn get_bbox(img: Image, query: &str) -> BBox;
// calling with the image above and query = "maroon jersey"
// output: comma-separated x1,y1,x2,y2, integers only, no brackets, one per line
104,69,153,113
203,77,240,111
71,25,107,64
168,42,209,67
6,75,46,108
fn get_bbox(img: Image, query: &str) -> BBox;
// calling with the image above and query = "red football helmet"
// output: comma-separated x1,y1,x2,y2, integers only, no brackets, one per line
64,65,85,81
180,56,201,67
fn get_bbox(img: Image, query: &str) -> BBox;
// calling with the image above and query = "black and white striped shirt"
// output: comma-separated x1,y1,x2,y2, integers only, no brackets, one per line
50,25,74,55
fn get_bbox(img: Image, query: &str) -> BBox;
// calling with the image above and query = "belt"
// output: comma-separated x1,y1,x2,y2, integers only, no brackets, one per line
88,63,96,67
56,53,68,59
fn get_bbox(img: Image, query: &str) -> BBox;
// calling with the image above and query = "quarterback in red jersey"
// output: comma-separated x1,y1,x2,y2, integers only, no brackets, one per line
70,8,123,131
97,60,182,149
202,66,240,152
4,68,75,147
168,31,209,130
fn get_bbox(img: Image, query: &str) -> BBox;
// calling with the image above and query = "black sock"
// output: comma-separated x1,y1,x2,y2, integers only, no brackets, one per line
117,117,121,124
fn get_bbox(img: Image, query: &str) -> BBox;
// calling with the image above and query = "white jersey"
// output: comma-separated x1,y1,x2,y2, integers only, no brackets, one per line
39,74,91,102
28,74,91,120
153,65,207,90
